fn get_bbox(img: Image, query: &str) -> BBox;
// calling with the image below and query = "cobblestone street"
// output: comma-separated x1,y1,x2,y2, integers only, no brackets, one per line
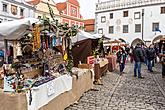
66,63,165,110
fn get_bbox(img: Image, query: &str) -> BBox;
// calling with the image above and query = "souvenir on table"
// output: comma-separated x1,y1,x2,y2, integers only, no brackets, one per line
3,76,15,92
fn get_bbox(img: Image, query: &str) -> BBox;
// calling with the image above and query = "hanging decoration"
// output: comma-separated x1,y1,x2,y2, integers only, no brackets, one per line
33,24,41,51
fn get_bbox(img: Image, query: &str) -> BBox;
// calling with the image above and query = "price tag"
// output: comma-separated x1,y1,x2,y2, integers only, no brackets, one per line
47,81,55,96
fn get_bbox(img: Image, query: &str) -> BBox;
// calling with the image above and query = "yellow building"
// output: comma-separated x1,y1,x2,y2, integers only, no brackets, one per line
35,0,60,21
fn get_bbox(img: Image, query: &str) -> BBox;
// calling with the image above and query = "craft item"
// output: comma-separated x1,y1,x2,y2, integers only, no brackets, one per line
3,76,15,92
33,24,41,51
17,42,22,56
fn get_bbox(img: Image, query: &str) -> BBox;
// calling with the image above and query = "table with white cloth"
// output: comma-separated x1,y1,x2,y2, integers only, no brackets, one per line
0,69,93,110
26,74,72,110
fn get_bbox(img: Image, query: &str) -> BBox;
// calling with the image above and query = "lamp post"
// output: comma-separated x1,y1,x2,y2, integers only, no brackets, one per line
142,9,144,41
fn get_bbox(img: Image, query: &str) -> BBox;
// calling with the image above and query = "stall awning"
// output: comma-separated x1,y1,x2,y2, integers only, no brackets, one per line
0,18,39,40
71,30,99,43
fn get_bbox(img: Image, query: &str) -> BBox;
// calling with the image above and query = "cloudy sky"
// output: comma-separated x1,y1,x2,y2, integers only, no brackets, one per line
54,0,108,19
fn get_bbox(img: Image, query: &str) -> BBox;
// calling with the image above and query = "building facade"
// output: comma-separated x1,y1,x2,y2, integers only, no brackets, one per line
61,0,84,27
0,0,35,23
35,0,60,21
95,0,165,44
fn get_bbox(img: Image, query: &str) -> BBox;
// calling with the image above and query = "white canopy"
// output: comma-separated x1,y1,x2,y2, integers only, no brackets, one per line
0,18,39,40
71,30,99,43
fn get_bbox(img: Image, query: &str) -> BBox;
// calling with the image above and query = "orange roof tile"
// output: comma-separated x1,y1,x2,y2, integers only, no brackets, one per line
68,0,79,6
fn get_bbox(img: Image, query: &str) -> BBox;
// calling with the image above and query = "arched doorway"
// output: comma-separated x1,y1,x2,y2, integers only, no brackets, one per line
131,38,144,47
152,35,165,44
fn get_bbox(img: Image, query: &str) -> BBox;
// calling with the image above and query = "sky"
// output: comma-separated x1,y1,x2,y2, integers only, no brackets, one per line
54,0,108,19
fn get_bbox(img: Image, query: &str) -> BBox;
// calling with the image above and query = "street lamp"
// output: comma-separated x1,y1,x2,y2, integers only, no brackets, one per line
142,9,144,41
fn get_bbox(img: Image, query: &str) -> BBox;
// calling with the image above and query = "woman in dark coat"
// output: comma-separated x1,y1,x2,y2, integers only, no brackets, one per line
116,48,127,74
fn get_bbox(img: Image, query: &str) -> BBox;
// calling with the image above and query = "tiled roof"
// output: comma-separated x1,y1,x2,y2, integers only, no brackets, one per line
84,19,95,25
68,0,79,6
84,19,95,32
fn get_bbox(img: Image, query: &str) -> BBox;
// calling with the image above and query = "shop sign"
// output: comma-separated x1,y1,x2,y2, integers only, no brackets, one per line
87,56,94,64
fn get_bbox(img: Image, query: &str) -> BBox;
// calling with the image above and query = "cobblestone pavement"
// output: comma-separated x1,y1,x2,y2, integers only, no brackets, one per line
66,63,165,110
153,63,165,92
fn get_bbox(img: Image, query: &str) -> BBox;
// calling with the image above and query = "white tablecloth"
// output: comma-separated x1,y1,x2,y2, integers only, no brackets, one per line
26,75,72,110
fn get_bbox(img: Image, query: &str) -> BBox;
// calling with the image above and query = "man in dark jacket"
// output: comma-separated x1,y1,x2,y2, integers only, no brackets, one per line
133,43,144,78
146,44,156,72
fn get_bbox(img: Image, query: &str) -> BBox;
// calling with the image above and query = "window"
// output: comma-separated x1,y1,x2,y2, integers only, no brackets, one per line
98,28,103,34
152,23,159,31
134,12,140,19
109,26,114,34
20,8,24,16
110,13,113,19
3,3,8,12
71,6,77,17
135,24,141,33
11,5,17,15
161,7,165,14
101,16,106,23
123,25,128,33
123,11,128,17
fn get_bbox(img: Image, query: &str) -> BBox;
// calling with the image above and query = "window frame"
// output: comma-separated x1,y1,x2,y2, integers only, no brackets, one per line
152,22,159,32
2,3,8,12
161,7,165,14
123,11,128,17
109,26,114,34
20,8,24,16
123,25,129,33
98,28,103,34
110,13,113,19
101,16,106,23
135,24,141,33
134,12,141,19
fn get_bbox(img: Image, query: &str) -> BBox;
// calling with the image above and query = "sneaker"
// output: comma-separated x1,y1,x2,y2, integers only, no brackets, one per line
138,76,144,79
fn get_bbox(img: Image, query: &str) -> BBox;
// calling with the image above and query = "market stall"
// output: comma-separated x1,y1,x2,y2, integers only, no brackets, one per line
0,16,94,110
0,69,93,110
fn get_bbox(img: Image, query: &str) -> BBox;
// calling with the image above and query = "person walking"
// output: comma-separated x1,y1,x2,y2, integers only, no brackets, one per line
159,44,165,78
116,48,126,74
146,44,156,72
129,46,134,63
142,45,148,66
133,43,144,78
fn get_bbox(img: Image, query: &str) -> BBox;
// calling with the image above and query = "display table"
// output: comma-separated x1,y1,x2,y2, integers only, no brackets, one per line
94,59,108,81
0,69,93,110
106,55,117,72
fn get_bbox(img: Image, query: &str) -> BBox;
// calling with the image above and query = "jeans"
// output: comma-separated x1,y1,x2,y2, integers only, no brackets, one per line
148,60,153,71
134,62,141,77
144,57,148,65
120,63,125,72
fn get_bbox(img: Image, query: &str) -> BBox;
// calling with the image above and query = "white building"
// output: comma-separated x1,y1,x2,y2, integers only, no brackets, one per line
95,0,165,45
0,0,35,23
